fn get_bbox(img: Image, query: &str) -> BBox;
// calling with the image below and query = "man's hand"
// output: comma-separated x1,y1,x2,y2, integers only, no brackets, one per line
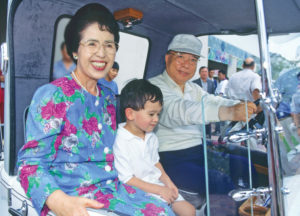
46,190,104,216
219,102,257,122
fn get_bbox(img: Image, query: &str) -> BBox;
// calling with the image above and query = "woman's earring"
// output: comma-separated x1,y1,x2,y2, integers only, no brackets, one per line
73,55,78,60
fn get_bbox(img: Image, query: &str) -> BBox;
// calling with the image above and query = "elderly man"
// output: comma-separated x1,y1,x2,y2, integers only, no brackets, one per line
149,34,256,195
226,57,261,102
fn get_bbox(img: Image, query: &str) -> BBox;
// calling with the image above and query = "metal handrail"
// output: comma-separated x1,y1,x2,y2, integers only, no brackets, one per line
254,0,285,215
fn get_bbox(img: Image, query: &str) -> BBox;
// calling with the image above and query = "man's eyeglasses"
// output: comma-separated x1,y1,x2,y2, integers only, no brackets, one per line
80,39,119,55
169,52,200,66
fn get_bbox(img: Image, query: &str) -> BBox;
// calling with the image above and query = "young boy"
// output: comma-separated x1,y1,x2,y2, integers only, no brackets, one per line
113,79,195,216
98,61,119,94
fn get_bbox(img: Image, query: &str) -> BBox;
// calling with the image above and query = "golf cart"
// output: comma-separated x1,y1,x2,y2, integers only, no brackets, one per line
1,0,300,215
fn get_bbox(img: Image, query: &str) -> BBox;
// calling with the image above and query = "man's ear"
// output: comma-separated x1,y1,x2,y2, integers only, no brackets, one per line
125,108,134,120
165,53,170,63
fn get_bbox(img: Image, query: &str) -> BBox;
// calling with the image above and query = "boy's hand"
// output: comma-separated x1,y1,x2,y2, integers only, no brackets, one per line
159,186,177,204
165,180,178,199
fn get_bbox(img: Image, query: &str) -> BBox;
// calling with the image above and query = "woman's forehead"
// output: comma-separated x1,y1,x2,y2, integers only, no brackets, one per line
80,23,114,40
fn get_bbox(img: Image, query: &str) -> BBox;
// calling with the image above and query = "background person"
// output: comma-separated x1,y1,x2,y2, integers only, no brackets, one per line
17,4,173,216
114,79,195,216
52,41,76,80
215,69,228,96
224,57,264,149
193,66,215,94
208,68,217,90
149,34,257,196
98,61,119,94
193,66,215,138
291,72,300,137
226,57,261,103
214,69,229,134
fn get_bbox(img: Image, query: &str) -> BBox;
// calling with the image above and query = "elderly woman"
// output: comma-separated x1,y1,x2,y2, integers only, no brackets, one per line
17,3,174,216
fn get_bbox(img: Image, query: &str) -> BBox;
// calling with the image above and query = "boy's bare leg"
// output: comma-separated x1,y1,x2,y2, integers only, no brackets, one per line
172,200,196,216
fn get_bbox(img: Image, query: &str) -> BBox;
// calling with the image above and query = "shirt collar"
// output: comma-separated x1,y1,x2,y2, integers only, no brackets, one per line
118,122,153,141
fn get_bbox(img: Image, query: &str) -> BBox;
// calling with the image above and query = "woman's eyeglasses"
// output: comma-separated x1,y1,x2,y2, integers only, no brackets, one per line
80,39,119,55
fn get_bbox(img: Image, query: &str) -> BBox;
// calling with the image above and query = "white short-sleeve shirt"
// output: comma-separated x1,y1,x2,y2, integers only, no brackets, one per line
215,79,229,96
226,69,262,102
113,123,162,184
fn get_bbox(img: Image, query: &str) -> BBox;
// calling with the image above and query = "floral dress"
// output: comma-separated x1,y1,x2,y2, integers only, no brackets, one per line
17,75,174,216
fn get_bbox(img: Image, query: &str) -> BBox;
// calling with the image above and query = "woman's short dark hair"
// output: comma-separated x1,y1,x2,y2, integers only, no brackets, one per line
64,3,120,62
120,79,163,122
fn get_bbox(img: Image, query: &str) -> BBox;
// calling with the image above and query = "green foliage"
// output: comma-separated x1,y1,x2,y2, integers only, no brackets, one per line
270,52,300,80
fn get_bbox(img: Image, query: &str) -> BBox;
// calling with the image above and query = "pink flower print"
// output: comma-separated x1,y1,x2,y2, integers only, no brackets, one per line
141,203,165,216
61,119,77,137
83,119,93,135
105,153,114,162
53,102,67,119
41,205,50,216
41,101,55,120
82,117,100,135
106,104,116,130
41,101,66,120
19,165,38,194
22,140,39,150
53,135,63,158
52,77,80,97
105,153,114,170
94,190,114,208
123,184,136,194
76,184,97,196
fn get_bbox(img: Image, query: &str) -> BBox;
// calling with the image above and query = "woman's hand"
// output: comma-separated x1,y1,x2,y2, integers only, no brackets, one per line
46,190,104,216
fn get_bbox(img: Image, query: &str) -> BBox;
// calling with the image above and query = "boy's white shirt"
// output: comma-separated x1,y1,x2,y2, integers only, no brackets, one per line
113,122,162,184
113,123,184,202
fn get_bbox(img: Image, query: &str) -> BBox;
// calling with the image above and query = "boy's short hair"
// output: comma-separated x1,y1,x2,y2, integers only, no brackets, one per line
120,79,163,122
112,61,119,70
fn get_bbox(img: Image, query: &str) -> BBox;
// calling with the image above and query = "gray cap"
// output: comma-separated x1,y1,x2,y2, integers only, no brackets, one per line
168,34,204,57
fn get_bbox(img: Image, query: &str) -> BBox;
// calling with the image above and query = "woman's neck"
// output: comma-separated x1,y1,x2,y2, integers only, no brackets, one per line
72,70,98,96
